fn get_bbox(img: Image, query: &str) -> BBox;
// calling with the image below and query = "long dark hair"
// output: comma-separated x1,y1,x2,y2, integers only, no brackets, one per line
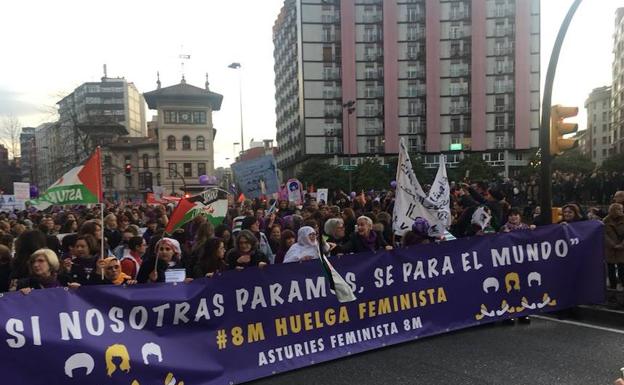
198,237,226,275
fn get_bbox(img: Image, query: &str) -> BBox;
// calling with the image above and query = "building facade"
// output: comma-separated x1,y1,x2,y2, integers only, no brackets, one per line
33,75,147,189
143,76,223,194
584,86,612,165
612,8,624,155
19,127,36,184
273,0,540,177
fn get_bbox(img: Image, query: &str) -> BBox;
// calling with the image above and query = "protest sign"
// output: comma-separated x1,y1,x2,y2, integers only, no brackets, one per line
231,156,279,199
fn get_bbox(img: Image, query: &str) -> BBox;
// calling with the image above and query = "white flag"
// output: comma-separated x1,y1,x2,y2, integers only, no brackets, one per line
392,138,450,237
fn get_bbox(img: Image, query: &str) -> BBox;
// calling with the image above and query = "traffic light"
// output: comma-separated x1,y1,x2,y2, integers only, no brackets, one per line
124,164,132,176
549,105,578,156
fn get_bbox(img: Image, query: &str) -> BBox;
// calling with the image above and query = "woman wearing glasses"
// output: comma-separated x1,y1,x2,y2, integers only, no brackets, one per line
283,226,322,263
226,230,269,270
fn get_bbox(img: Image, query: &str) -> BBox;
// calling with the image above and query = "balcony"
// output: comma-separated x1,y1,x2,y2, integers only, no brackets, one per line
364,69,383,80
494,104,511,112
449,86,469,96
406,51,424,60
322,33,337,42
323,69,340,80
321,14,340,23
494,84,514,94
449,11,467,21
494,46,513,56
407,29,425,41
450,49,469,58
490,7,515,18
494,26,515,37
362,14,382,23
407,68,425,79
323,108,342,118
449,67,470,77
450,105,470,114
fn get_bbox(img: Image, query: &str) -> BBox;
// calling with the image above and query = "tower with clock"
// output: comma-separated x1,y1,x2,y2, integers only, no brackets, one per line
144,74,223,194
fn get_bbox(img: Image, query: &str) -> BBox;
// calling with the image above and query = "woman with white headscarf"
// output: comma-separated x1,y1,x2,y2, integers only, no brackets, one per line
283,226,321,263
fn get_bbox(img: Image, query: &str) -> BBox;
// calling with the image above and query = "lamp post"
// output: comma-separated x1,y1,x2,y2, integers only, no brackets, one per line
228,62,245,152
342,100,356,193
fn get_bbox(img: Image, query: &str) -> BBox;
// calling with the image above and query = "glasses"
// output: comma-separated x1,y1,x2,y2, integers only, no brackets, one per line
309,233,317,237
107,265,120,270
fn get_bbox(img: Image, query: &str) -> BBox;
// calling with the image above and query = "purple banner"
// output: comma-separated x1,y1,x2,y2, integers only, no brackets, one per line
0,222,604,384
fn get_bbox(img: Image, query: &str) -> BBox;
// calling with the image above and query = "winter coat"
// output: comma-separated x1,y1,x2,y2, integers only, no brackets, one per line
604,215,624,263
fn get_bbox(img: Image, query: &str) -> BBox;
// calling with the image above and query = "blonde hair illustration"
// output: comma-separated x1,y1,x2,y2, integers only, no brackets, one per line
105,344,131,377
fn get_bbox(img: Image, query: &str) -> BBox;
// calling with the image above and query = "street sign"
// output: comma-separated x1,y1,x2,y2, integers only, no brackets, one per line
340,165,356,171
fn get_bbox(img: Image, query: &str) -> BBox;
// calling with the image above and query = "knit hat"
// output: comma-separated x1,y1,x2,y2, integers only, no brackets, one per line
155,237,181,257
411,217,430,237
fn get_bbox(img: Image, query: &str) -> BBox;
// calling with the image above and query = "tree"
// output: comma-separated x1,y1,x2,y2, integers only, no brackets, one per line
352,158,392,191
296,158,348,191
552,148,595,173
0,114,21,159
601,152,624,174
454,153,499,182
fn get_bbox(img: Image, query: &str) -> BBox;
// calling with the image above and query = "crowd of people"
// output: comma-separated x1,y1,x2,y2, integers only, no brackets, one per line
0,180,622,308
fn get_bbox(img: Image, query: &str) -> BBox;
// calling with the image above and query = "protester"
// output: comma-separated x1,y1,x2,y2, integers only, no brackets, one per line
0,245,12,292
120,236,146,280
604,203,624,293
226,230,269,270
241,216,274,264
275,229,296,264
193,237,227,278
560,203,583,223
284,226,321,263
500,208,533,232
267,224,281,255
343,216,392,253
66,235,99,285
15,248,77,293
137,237,186,284
104,214,122,250
402,217,434,247
89,257,137,286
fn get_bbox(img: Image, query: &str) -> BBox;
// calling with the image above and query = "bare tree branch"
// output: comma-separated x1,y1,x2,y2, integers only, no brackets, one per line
0,114,21,158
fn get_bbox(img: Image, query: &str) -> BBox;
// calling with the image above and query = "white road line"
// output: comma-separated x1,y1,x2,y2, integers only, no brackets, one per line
533,315,624,335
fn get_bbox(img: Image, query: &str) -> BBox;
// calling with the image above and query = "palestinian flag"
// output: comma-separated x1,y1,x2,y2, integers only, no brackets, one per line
320,254,356,303
165,188,228,234
29,148,102,210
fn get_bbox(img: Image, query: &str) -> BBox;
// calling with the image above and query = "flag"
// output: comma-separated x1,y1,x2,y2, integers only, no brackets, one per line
29,148,102,210
319,254,356,303
165,188,228,234
392,139,450,237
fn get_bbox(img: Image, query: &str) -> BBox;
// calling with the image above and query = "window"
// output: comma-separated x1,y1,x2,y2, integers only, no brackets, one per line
366,138,376,153
164,111,177,123
198,163,206,176
603,148,608,157
495,96,505,111
495,135,505,148
323,46,333,62
407,6,420,22
451,117,461,132
603,136,608,144
168,163,177,178
408,138,421,153
167,135,176,150
325,138,336,153
603,124,608,132
407,44,419,59
142,154,149,169
104,175,113,188
183,163,192,177
495,115,505,130
182,136,191,150
193,111,206,124
197,136,205,150
104,155,112,167
125,175,132,188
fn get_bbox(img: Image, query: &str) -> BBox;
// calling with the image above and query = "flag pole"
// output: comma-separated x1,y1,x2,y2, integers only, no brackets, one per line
97,146,105,280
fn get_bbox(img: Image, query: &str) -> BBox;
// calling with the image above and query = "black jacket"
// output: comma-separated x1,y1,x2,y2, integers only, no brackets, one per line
343,231,388,254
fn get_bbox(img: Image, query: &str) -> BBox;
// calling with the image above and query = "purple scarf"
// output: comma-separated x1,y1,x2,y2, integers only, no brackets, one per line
361,230,378,251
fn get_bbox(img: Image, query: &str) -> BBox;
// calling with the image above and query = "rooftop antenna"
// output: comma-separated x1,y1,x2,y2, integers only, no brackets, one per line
179,45,190,84
102,64,108,81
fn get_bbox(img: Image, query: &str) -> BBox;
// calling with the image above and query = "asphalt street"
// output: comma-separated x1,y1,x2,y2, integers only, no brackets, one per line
247,316,624,385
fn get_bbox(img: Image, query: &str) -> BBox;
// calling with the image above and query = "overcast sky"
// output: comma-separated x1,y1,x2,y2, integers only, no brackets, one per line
0,0,621,168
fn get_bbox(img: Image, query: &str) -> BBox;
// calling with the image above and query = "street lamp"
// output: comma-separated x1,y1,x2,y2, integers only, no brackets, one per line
342,100,356,193
228,62,245,152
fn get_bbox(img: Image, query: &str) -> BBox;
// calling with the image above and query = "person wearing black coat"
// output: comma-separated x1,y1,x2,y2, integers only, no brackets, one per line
343,216,392,254
226,230,269,270
137,237,187,283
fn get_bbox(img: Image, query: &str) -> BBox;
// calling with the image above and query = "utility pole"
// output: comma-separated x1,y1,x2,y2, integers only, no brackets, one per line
539,0,583,224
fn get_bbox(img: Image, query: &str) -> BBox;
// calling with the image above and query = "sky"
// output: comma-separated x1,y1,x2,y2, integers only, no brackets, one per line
0,0,622,168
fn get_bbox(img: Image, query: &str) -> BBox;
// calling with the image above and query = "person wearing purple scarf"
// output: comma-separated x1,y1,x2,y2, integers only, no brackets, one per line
344,216,393,254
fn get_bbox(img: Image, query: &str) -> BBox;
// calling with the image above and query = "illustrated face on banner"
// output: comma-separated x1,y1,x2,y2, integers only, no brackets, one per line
475,271,557,321
288,182,298,192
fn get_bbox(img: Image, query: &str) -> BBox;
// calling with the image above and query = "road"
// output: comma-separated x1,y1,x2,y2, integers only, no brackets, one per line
248,316,624,385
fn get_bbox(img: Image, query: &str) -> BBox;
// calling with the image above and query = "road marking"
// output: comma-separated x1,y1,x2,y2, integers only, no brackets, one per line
533,315,624,335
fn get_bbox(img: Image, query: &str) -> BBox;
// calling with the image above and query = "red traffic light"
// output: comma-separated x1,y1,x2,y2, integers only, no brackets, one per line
124,164,132,176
